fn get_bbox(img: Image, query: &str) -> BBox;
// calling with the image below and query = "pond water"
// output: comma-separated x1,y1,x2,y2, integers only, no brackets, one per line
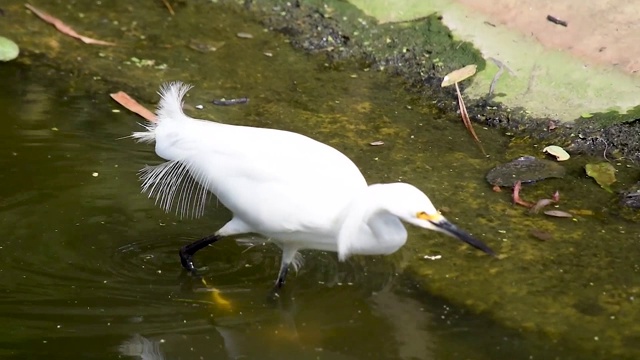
1,3,639,359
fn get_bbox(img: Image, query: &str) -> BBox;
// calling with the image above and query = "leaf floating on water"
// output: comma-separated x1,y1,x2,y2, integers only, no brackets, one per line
441,64,477,87
543,145,570,161
544,210,573,218
0,36,19,61
110,91,157,122
585,163,616,192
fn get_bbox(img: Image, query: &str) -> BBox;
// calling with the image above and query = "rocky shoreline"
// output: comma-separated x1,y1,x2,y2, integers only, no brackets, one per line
244,0,640,208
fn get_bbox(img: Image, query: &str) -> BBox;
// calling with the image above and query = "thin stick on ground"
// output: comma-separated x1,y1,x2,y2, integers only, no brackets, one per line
455,82,486,155
161,0,176,16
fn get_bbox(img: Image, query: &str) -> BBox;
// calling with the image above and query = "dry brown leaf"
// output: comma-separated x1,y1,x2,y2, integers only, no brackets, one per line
442,65,477,87
110,91,157,122
25,4,116,46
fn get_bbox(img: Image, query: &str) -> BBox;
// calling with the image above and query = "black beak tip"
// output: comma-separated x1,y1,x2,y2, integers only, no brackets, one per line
466,238,496,257
434,219,496,257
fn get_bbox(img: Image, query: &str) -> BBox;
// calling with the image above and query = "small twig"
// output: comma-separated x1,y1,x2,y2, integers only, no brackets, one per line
488,58,514,96
546,15,568,27
212,97,249,106
489,65,503,96
488,57,515,76
455,82,486,155
599,138,610,162
161,0,175,16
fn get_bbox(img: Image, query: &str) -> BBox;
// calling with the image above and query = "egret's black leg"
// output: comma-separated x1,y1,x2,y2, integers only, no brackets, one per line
275,264,289,288
179,234,221,272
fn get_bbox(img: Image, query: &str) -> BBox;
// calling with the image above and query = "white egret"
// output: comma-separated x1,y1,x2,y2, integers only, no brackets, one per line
132,82,494,287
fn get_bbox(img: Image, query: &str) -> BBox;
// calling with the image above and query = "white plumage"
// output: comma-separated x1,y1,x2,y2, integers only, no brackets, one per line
133,82,493,287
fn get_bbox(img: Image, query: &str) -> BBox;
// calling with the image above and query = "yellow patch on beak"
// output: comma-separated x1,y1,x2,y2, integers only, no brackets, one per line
417,211,443,222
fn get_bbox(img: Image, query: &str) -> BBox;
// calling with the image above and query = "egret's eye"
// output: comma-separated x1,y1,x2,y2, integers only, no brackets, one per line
417,211,442,222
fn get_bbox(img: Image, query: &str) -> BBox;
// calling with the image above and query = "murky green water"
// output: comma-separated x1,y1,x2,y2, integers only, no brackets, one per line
1,2,640,359
0,62,631,360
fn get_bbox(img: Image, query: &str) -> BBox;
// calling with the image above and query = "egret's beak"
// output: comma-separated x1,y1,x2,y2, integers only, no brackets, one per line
419,212,495,256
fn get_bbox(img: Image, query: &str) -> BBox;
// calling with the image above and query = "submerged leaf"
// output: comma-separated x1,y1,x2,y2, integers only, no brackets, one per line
441,64,477,87
585,163,616,192
544,210,573,218
529,229,553,241
529,198,554,214
25,4,116,46
0,36,19,61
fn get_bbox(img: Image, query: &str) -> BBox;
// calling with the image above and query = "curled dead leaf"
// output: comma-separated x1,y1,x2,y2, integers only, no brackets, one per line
543,145,570,161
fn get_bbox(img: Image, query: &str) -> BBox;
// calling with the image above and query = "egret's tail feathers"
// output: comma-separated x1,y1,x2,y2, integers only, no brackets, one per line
139,159,211,219
156,81,194,123
130,81,194,144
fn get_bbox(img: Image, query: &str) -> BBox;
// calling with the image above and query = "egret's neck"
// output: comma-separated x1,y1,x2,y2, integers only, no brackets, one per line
337,185,408,260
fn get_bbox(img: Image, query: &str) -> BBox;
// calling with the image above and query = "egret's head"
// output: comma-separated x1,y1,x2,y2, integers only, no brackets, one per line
382,183,495,256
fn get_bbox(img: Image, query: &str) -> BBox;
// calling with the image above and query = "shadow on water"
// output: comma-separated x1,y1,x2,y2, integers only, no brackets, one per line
0,4,639,359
